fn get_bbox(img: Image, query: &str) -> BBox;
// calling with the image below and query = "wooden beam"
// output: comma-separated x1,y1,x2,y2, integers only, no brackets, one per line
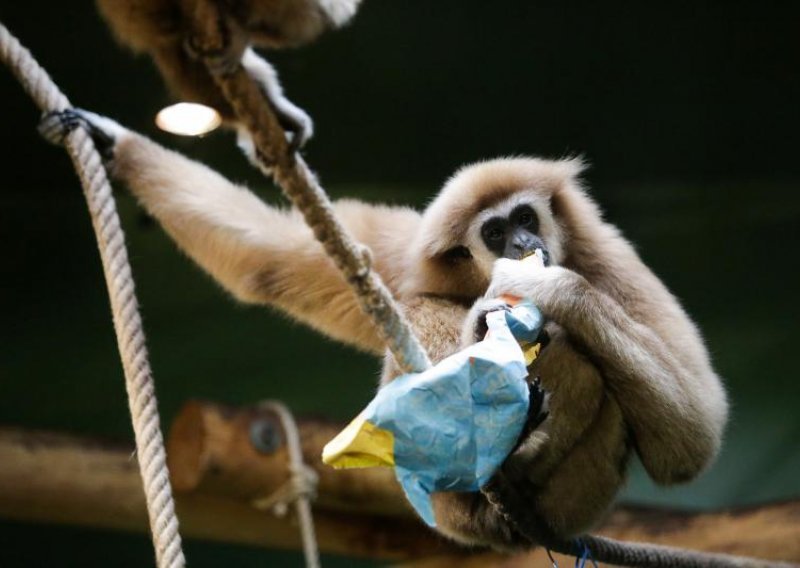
0,426,461,561
2,400,799,566
165,401,800,566
167,400,411,518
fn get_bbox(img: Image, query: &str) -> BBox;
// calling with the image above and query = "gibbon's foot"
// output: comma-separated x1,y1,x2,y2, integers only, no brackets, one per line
526,377,550,432
276,103,313,155
38,109,123,160
502,377,551,478
183,35,242,77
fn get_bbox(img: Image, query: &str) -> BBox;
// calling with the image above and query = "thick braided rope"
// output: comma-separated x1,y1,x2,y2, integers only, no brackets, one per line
0,22,185,568
208,63,431,375
482,470,794,568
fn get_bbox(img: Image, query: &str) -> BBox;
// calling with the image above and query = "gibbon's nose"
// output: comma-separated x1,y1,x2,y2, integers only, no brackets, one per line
504,229,539,260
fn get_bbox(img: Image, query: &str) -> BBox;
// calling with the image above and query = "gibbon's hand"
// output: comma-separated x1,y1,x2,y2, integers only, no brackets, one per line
38,109,127,160
485,258,578,314
467,297,513,343
240,48,314,153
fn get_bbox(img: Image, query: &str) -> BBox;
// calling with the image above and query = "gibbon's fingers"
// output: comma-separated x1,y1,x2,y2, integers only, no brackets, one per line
38,108,125,160
241,48,314,150
462,296,513,345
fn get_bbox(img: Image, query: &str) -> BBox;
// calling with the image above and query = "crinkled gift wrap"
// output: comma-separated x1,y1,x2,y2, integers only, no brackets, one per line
322,300,544,526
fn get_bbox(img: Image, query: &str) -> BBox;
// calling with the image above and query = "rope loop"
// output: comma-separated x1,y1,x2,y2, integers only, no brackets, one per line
256,401,320,568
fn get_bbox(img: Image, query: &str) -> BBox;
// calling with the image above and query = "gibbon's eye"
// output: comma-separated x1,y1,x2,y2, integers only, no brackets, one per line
442,245,472,263
512,205,539,230
482,221,506,243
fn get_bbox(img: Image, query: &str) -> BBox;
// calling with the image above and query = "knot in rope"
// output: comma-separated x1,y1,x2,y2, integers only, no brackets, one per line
254,401,320,568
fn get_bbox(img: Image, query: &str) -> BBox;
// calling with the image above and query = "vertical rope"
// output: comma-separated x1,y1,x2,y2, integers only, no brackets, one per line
0,22,185,568
256,401,320,568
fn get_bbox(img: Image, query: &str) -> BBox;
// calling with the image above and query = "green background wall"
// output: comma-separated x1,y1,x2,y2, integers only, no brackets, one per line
1,1,798,566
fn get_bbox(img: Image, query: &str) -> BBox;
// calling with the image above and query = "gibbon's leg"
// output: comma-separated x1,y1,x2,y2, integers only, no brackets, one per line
439,395,628,549
41,110,421,355
534,394,630,537
486,259,727,484
504,328,607,479
179,0,313,148
179,0,247,70
430,490,524,550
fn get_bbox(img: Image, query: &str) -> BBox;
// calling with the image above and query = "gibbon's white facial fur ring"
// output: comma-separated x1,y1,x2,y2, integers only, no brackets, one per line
464,189,566,276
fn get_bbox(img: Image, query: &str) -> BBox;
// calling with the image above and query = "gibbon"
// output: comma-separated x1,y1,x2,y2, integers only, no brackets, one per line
40,110,728,550
95,0,363,145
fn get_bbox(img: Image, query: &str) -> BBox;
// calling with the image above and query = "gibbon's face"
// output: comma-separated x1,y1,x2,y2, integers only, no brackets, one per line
409,158,576,299
460,191,555,278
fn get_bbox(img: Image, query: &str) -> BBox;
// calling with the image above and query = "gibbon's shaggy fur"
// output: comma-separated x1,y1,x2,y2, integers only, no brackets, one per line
95,0,362,143
66,112,728,550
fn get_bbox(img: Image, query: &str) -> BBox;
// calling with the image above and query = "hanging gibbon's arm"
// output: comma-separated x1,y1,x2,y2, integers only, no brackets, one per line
484,185,728,485
76,114,420,355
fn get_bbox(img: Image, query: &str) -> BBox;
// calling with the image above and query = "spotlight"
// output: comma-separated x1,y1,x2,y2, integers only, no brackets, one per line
155,102,221,136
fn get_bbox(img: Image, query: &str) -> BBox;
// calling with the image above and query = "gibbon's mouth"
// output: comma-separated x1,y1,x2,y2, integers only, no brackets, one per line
520,248,551,266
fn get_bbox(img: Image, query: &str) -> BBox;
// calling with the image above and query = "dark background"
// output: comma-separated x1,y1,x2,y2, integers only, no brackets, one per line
1,1,798,566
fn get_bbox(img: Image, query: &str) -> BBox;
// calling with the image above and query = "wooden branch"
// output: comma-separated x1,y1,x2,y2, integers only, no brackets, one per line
167,400,411,517
166,401,800,566
0,426,460,561
2,400,799,566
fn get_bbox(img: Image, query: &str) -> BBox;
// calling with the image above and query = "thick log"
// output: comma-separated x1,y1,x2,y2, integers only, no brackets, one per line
167,401,800,566
167,400,411,517
0,426,460,561
2,407,799,566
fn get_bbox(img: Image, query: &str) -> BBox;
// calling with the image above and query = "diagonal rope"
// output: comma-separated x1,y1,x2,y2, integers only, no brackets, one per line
206,61,431,376
0,22,185,568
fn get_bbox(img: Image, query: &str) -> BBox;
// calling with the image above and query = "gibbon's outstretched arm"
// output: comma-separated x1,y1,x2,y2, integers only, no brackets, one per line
484,186,728,485
74,112,420,355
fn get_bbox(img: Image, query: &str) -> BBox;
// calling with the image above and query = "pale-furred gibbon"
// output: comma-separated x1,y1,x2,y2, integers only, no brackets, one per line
95,0,363,145
40,110,728,551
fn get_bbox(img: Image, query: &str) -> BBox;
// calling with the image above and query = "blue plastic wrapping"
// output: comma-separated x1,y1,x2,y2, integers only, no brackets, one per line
323,300,544,526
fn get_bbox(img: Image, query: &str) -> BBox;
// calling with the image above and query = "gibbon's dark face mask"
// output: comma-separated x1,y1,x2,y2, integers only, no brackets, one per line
480,204,551,265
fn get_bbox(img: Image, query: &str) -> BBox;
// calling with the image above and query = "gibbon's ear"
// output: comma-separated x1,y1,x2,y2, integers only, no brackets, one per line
547,156,588,220
416,157,585,260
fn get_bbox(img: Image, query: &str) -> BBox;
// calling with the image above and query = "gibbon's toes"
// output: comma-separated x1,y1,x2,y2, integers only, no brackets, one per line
276,104,314,154
527,377,550,431
183,36,240,76
38,109,117,160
